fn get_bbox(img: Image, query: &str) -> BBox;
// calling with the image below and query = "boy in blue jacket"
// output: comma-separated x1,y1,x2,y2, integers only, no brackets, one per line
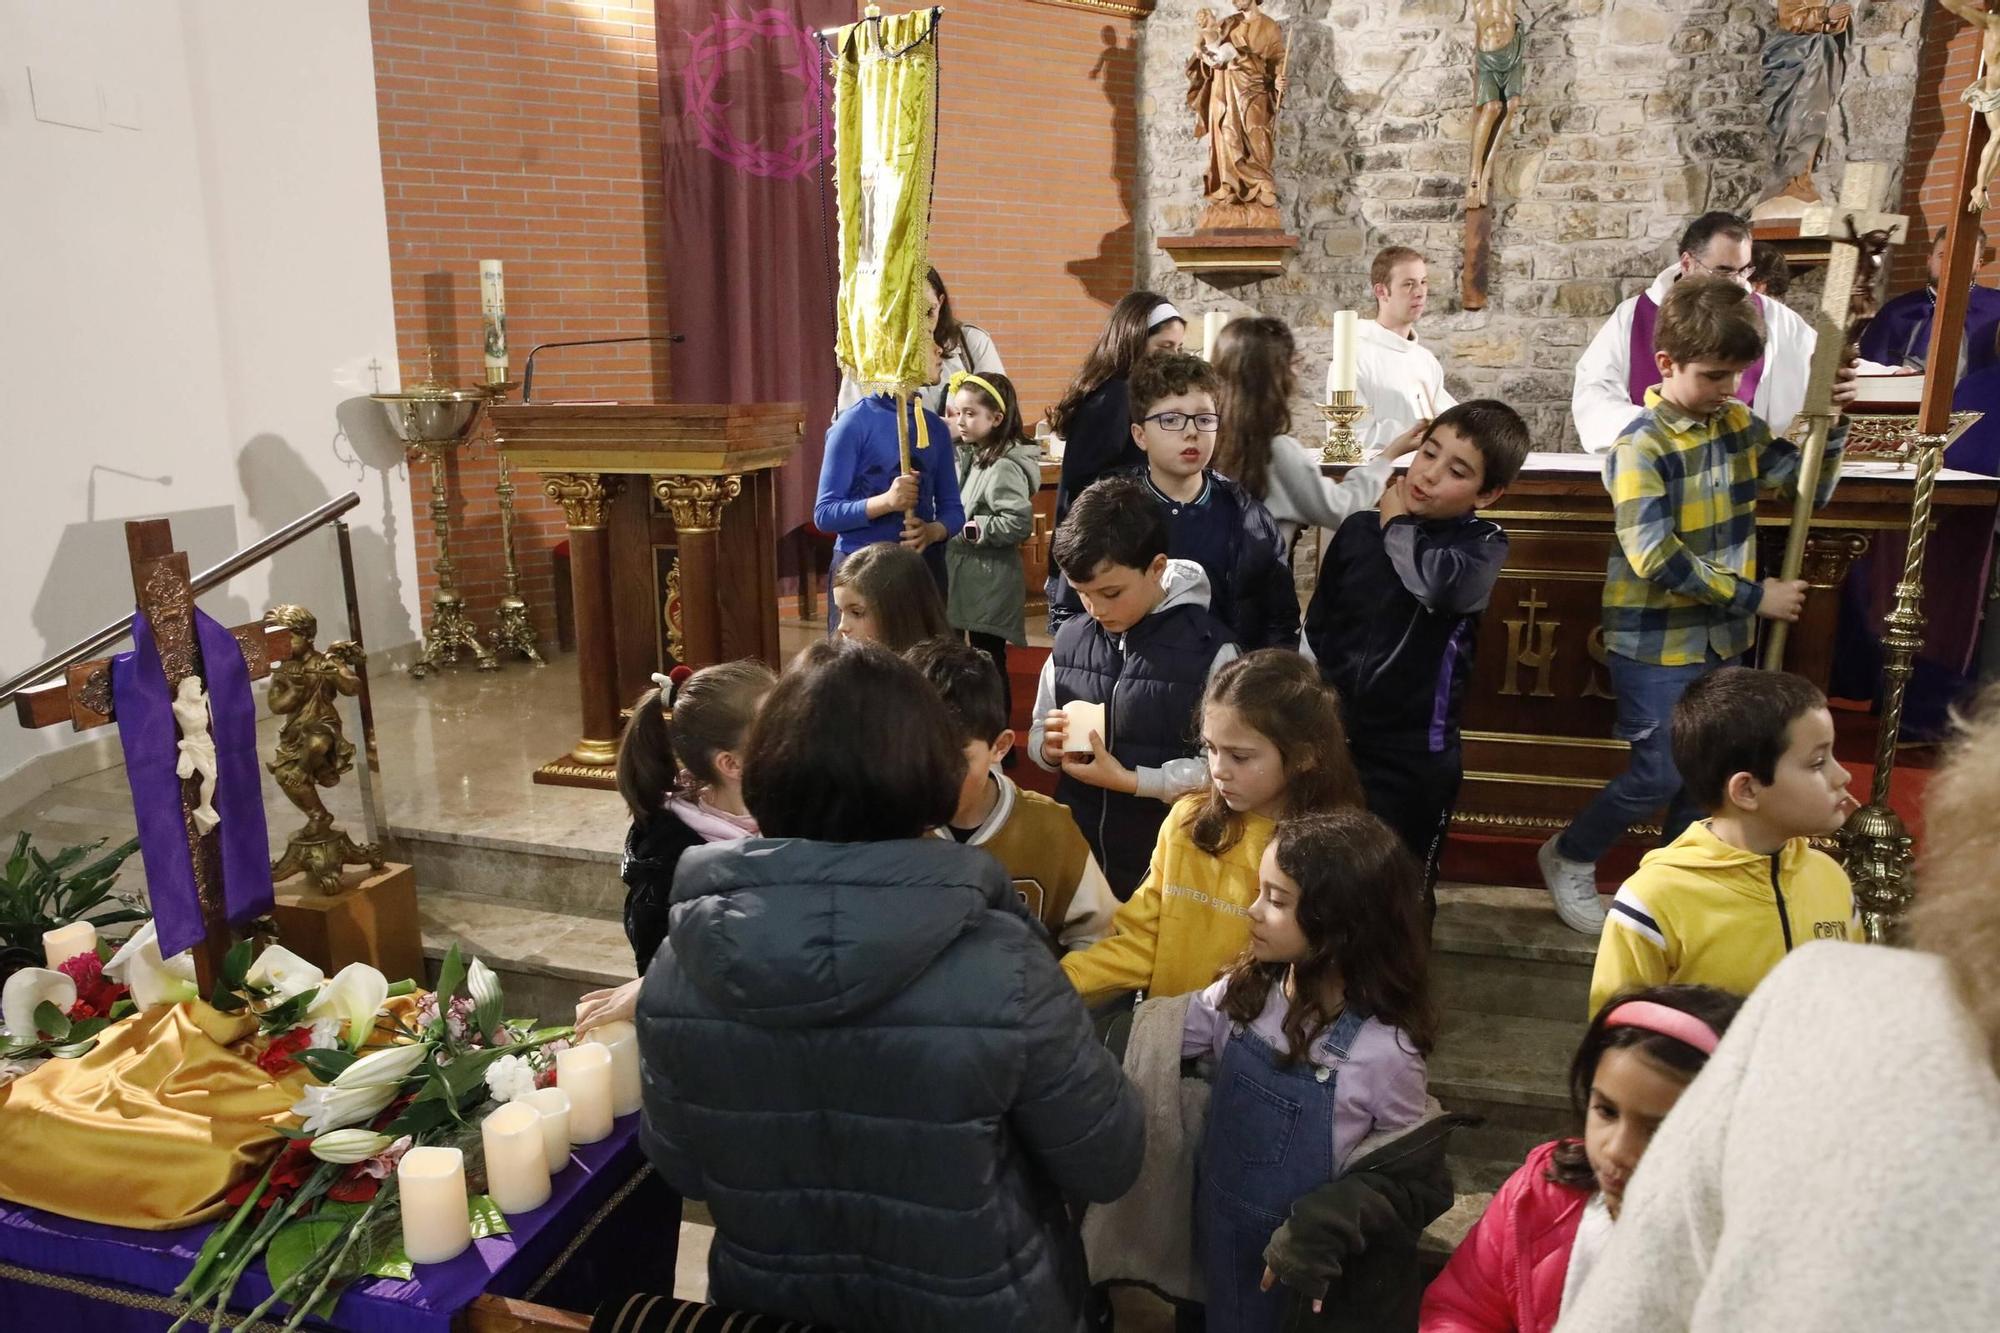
1304,399,1529,907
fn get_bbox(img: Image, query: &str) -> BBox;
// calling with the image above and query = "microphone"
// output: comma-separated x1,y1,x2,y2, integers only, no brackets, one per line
521,334,687,402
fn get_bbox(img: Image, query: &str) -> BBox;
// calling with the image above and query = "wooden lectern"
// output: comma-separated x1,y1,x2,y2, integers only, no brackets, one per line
489,402,799,788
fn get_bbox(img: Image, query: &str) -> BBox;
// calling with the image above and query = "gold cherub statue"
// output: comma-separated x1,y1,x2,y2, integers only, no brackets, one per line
265,604,384,892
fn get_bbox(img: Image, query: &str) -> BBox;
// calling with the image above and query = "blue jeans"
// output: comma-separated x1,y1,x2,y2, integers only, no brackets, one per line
1557,652,1731,864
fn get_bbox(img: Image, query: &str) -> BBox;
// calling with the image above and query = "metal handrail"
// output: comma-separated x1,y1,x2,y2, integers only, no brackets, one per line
0,491,362,706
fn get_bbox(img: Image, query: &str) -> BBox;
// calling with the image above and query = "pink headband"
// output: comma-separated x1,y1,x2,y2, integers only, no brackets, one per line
1603,1000,1719,1056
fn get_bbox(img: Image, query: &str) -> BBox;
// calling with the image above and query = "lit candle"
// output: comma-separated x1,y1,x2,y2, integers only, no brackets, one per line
42,921,97,968
1329,310,1359,395
481,1101,552,1215
479,259,508,381
556,1043,613,1145
1203,310,1228,361
398,1145,472,1264
523,1086,572,1174
589,1021,644,1117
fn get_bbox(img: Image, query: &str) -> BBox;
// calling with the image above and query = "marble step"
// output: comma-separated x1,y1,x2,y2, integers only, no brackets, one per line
417,888,634,1028
1430,1008,1577,1180
1432,883,1599,1023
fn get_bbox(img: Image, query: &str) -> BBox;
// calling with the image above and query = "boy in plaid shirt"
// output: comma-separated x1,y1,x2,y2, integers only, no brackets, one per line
1538,276,1848,933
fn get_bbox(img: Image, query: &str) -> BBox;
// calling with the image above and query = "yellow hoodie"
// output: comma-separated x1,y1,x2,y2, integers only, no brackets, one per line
1588,820,1859,1015
1061,796,1275,1007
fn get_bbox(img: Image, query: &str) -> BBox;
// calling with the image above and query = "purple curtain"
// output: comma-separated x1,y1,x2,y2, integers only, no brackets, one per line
657,1,849,536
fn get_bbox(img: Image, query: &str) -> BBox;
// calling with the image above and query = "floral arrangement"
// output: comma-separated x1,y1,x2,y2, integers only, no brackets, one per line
0,832,142,985
164,940,572,1333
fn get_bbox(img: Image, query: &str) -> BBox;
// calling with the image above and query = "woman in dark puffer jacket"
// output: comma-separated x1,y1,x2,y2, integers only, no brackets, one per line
637,640,1144,1333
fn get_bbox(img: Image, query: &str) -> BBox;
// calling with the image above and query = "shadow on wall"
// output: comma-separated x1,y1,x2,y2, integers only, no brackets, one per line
237,414,415,655
1067,24,1141,308
30,507,257,665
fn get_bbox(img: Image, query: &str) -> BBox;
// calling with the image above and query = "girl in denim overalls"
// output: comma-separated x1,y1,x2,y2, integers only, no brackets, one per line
1183,809,1438,1333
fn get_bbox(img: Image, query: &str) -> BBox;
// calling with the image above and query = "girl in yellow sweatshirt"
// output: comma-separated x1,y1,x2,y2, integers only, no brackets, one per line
1063,650,1366,1006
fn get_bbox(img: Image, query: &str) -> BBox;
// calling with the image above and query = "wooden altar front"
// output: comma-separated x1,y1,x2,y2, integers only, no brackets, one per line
490,402,799,788
1323,452,2000,837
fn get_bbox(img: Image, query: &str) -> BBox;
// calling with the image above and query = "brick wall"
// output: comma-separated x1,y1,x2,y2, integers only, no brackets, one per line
924,1,1140,422
370,0,1139,642
1896,5,2000,292
371,0,667,645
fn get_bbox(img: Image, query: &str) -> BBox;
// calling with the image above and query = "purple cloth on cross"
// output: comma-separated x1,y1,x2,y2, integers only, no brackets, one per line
1627,290,1766,409
109,610,274,958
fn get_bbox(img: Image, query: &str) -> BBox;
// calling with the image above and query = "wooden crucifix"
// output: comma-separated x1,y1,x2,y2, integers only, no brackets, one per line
1762,162,1908,668
11,520,291,991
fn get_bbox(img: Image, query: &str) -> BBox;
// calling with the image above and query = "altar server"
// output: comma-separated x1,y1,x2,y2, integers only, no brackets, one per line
1347,246,1457,450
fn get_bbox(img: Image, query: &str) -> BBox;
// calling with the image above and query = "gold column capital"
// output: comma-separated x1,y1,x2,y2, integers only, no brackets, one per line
653,473,743,532
543,472,618,529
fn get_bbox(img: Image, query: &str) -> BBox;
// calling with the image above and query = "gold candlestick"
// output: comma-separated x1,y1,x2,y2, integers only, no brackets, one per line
481,381,544,666
1319,390,1366,464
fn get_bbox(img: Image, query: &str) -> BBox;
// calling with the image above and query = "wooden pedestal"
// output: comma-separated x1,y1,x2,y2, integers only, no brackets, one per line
272,863,425,984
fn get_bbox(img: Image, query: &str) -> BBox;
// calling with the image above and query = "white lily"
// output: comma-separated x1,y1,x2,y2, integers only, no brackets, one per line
290,1080,397,1135
246,945,324,1000
2,967,77,1039
309,1128,395,1164
305,962,389,1050
332,1041,431,1090
466,956,503,1039
102,921,199,1010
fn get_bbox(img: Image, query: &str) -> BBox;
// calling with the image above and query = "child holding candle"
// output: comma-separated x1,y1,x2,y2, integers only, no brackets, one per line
637,640,1140,1333
1210,315,1426,553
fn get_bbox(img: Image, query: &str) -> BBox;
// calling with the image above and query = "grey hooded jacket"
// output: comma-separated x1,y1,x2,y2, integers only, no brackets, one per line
637,836,1144,1333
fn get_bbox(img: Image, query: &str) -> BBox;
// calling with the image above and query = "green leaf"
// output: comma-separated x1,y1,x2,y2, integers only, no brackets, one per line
222,939,254,989
32,1001,69,1041
108,998,136,1021
46,1038,99,1059
385,1097,454,1137
263,1217,348,1296
209,984,248,1014
296,1048,359,1083
432,943,465,1008
65,1016,109,1041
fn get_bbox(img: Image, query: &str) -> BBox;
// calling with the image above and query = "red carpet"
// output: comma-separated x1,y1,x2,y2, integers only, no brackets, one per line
1008,648,1936,889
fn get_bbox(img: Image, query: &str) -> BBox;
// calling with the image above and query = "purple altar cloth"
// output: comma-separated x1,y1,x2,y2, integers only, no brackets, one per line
0,1114,644,1332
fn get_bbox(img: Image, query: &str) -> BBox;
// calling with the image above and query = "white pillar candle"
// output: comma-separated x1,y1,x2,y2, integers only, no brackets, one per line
1329,310,1359,394
1202,310,1229,361
398,1145,472,1264
42,921,97,968
481,1101,552,1215
523,1086,572,1174
479,259,508,377
589,1021,644,1117
556,1043,614,1145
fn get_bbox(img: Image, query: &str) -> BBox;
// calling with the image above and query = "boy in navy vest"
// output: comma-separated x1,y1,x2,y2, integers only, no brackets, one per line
1049,353,1297,651
1303,399,1529,911
1029,476,1239,898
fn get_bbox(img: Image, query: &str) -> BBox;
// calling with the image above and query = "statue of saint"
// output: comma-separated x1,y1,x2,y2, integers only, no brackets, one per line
1466,0,1526,211
265,604,382,892
1187,0,1289,230
1942,0,2000,211
1753,1,1853,217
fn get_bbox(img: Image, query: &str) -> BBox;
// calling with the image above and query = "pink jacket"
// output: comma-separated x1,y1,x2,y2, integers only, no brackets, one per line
1419,1141,1591,1333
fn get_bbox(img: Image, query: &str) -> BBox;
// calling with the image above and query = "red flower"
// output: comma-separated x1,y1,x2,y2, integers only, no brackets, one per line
256,1028,314,1077
225,1139,317,1209
66,997,101,1022
58,951,127,1017
327,1170,381,1204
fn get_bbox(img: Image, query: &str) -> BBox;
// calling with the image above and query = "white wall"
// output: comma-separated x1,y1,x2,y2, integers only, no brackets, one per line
0,0,414,785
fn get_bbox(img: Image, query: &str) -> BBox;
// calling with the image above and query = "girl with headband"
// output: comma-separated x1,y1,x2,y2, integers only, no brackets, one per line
574,660,775,1035
1420,984,1742,1332
944,369,1041,730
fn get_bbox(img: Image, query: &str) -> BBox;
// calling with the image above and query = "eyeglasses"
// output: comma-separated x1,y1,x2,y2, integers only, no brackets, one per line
1690,256,1757,281
1142,411,1220,433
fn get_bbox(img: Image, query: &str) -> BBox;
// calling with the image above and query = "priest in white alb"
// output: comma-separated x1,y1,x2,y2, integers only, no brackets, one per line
1342,244,1457,448
1571,211,1860,453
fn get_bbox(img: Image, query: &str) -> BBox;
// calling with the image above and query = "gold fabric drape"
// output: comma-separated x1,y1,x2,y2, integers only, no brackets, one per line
831,8,941,396
0,1002,309,1229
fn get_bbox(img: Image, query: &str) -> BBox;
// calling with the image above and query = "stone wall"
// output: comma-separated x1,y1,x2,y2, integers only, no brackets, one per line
1137,0,1925,449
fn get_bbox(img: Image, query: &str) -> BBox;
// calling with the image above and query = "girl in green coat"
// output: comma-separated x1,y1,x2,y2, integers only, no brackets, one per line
944,371,1042,729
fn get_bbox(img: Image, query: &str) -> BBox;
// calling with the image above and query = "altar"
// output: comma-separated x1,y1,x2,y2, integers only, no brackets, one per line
1322,450,2000,836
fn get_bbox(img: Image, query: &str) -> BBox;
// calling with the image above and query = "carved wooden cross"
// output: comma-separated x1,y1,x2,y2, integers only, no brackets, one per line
1763,164,1909,668
11,520,292,990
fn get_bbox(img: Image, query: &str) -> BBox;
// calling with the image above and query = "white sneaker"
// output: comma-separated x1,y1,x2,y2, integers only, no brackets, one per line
1538,835,1607,935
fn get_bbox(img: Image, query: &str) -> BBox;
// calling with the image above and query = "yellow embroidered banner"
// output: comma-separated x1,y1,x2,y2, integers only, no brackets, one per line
831,8,941,395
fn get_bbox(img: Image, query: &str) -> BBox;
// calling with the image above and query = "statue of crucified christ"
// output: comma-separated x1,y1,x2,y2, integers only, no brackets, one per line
1941,0,2000,211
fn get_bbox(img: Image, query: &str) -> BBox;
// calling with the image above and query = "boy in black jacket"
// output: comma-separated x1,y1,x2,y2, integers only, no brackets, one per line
1051,352,1298,651
1304,399,1529,905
